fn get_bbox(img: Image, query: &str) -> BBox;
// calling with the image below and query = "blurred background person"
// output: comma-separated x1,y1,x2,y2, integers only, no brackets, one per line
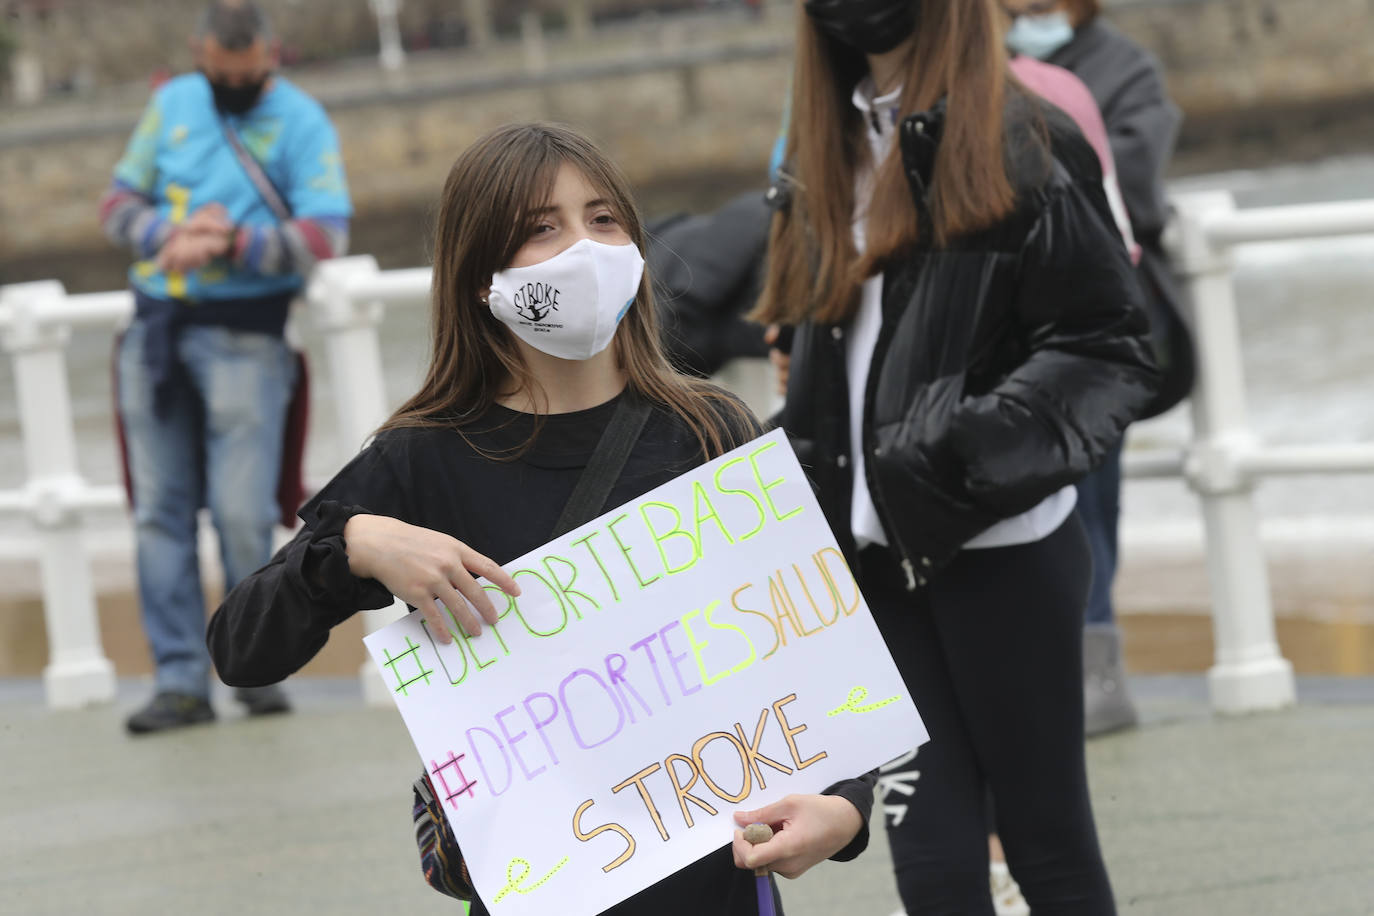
99,0,351,734
994,30,1148,916
647,191,772,379
1004,0,1194,737
755,2,1159,914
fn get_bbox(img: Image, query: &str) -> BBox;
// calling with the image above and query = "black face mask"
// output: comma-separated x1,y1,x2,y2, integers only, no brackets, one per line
202,70,269,116
803,0,918,55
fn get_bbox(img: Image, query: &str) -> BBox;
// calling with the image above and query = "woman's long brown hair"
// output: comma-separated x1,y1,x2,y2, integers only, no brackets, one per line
379,122,751,459
754,0,1018,325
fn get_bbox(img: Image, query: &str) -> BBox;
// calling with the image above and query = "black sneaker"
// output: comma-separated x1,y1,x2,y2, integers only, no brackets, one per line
234,684,292,717
125,692,216,735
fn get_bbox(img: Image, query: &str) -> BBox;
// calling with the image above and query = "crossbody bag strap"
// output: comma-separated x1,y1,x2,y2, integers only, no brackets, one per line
221,121,293,223
551,392,653,539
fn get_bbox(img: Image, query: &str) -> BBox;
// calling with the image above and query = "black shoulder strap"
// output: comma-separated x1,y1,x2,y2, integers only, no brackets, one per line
221,121,293,223
552,392,652,539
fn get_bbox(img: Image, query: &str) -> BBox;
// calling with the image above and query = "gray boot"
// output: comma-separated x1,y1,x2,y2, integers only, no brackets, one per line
1084,623,1138,737
234,683,291,717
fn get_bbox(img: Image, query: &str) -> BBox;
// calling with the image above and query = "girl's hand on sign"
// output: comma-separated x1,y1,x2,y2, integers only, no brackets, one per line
730,795,864,880
342,514,521,643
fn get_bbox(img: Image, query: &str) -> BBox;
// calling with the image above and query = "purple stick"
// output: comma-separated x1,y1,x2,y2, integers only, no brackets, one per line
755,874,776,916
744,822,776,916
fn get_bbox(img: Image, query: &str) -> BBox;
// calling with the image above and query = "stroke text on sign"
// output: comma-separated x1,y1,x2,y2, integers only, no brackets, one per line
570,693,827,873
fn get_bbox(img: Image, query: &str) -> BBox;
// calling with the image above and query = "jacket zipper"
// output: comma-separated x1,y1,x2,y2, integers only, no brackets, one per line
864,116,933,593
900,558,918,591
861,303,925,593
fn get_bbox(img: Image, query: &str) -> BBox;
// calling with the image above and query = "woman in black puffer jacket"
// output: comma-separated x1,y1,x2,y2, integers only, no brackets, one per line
755,2,1159,913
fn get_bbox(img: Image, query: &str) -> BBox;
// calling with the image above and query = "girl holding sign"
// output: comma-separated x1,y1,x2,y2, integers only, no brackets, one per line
756,1,1160,914
208,122,873,914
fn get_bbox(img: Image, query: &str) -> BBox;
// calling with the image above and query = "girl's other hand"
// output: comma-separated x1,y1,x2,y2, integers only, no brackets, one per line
156,230,228,272
730,794,863,879
342,514,521,643
184,203,231,237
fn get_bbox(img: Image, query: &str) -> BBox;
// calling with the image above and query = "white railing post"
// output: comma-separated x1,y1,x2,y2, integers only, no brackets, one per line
0,282,117,708
369,0,406,73
306,257,410,705
1169,192,1296,714
521,10,547,75
712,357,781,421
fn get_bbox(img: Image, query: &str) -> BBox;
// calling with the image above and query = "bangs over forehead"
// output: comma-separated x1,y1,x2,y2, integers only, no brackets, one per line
516,161,625,230
483,125,640,266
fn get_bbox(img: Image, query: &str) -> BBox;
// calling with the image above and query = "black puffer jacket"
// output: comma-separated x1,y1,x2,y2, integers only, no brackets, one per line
775,95,1159,590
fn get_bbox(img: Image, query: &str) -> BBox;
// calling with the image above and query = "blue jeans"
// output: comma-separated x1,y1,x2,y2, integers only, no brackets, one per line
118,321,296,698
1074,441,1123,627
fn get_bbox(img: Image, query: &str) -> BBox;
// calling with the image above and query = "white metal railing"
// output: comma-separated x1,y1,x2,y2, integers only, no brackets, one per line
3,190,1374,712
1131,191,1374,713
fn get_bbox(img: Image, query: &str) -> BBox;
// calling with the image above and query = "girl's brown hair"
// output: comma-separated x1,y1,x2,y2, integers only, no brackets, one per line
379,122,750,459
754,0,1020,325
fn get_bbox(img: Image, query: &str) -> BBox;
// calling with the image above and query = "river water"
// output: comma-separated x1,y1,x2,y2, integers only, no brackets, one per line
1,158,1372,523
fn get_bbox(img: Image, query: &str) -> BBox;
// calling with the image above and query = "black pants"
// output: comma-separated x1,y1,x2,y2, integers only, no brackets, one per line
863,515,1116,916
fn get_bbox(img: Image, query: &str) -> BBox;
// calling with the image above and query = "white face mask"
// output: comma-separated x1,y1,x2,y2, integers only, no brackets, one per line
487,238,645,361
1005,10,1075,60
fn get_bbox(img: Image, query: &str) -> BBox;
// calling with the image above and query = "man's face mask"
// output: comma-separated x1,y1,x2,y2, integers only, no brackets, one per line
203,69,270,116
1004,9,1075,60
486,238,645,362
803,0,919,55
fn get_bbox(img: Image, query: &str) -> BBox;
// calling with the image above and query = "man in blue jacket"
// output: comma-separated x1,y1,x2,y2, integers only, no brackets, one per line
100,0,351,734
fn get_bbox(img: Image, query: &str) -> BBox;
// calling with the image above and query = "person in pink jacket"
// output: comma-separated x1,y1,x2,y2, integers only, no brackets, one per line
1006,0,1196,745
990,53,1144,916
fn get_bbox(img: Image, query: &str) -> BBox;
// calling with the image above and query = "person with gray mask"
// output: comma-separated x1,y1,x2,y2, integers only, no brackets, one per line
1003,0,1194,737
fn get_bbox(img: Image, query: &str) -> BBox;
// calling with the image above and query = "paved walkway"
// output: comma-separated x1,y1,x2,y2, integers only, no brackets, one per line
2,677,1371,915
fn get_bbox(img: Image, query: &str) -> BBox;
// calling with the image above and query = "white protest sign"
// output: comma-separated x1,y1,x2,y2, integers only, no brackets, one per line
364,429,927,916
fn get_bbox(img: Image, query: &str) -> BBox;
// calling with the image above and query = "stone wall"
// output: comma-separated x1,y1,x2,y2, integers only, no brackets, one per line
11,0,378,94
3,0,629,91
1111,0,1374,113
3,0,713,94
0,50,789,259
1109,0,1374,167
1,0,1371,264
9,0,1369,111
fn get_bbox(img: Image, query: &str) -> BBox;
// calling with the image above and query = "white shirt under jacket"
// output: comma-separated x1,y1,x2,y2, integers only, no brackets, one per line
845,78,1077,551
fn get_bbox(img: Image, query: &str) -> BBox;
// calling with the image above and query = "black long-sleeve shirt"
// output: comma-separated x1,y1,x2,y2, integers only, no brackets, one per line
206,390,875,915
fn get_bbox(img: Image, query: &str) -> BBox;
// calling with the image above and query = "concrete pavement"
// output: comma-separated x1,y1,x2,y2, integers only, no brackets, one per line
2,676,1371,916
